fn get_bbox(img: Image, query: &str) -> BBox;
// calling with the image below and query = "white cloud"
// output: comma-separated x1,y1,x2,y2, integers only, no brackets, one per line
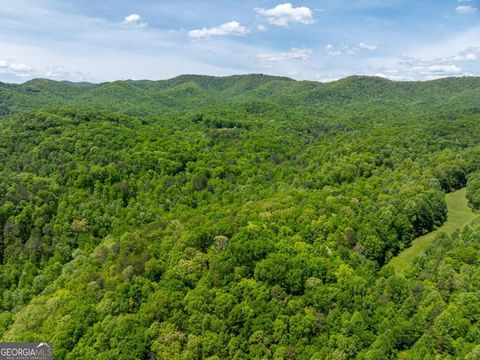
123,13,148,27
401,47,480,67
188,21,249,39
368,45,480,82
373,71,414,81
396,55,464,79
325,44,342,58
465,53,477,60
44,65,89,81
0,58,89,81
0,59,35,77
124,14,140,24
452,50,478,61
257,24,267,32
257,47,312,61
255,3,315,27
315,74,344,82
456,5,478,14
417,64,462,75
323,42,377,58
358,42,378,51
369,28,480,81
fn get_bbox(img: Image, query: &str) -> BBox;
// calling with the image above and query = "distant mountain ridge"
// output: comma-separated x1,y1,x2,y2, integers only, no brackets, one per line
1,74,480,116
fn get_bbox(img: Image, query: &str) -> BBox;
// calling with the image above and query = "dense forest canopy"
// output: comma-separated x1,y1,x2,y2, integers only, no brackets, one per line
1,74,480,359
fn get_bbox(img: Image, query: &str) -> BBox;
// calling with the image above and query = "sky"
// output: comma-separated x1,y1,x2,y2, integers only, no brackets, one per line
0,0,479,83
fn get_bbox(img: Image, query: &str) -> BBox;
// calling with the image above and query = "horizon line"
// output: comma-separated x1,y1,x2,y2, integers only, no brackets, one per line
2,73,480,86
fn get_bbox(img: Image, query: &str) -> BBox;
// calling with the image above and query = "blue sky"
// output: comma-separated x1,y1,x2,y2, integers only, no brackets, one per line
0,0,479,83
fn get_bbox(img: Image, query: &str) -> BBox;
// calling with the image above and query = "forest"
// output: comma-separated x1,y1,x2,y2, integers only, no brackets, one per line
0,74,480,359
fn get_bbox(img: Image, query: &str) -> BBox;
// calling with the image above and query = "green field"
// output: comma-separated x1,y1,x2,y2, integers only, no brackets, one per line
389,188,478,273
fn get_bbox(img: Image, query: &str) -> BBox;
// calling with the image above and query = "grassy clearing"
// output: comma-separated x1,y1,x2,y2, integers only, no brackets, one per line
388,188,478,273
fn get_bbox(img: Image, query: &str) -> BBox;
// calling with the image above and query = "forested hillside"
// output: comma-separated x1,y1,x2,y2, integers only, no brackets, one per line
1,75,480,359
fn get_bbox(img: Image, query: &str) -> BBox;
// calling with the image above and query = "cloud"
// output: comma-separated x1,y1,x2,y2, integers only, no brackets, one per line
358,42,378,51
464,53,477,60
124,14,140,24
456,5,478,14
315,75,344,83
255,3,315,27
44,65,89,81
0,59,35,77
401,47,480,66
0,58,89,81
325,44,342,58
188,21,249,39
257,24,267,32
323,42,377,58
396,55,464,79
373,70,414,81
416,64,462,76
368,45,480,81
452,50,478,61
257,47,313,61
123,14,148,27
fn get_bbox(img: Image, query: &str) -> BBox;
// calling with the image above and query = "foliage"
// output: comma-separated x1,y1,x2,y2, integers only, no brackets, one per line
467,172,480,211
0,75,480,358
